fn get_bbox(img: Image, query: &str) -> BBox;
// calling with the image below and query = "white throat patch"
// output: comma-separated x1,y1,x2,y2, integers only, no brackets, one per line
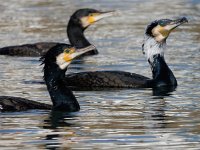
56,53,70,70
142,35,166,62
80,17,90,28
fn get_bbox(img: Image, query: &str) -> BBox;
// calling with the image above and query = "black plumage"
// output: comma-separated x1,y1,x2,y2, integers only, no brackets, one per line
0,9,113,56
63,17,188,90
65,71,150,89
0,45,94,112
0,96,51,112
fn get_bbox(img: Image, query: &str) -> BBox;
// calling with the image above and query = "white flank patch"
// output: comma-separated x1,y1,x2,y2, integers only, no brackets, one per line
143,35,166,62
56,53,70,70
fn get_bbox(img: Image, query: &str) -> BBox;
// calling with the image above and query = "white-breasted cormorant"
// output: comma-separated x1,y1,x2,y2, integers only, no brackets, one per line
0,9,114,56
64,17,188,89
0,45,95,112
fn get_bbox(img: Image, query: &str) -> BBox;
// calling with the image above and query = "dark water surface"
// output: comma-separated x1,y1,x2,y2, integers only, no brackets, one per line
0,0,200,149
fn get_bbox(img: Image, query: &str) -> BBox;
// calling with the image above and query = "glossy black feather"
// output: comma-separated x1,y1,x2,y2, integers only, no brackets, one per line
0,42,61,56
0,96,51,112
65,71,151,89
0,44,84,112
0,9,99,57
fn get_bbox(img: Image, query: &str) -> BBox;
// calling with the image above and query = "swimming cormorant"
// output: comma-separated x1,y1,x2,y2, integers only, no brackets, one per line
0,9,114,56
0,45,95,112
64,17,188,89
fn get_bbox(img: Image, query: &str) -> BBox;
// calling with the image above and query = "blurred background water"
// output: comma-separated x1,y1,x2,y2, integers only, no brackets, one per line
0,0,200,149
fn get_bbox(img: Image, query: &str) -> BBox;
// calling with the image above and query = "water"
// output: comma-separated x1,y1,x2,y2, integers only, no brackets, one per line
0,0,200,149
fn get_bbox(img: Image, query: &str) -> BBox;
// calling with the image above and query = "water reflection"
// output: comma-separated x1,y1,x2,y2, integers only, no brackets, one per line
42,111,78,149
144,86,177,129
152,86,177,97
44,134,60,149
44,111,76,129
1,0,200,149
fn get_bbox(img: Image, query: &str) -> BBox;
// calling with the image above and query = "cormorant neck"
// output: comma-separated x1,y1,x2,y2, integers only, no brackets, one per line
67,20,91,49
148,53,177,87
43,63,80,112
142,36,166,62
143,36,177,87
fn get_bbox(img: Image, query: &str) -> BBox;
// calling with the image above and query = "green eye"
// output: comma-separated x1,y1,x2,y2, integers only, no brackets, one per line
159,21,165,26
64,47,75,54
64,48,70,53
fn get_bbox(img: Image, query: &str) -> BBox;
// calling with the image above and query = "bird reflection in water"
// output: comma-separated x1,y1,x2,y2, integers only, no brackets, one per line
142,86,177,130
42,111,78,149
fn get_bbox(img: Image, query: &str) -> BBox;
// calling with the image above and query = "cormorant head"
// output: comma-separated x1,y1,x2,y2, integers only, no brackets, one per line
145,17,188,42
41,44,95,70
70,8,115,29
143,17,188,61
56,45,96,70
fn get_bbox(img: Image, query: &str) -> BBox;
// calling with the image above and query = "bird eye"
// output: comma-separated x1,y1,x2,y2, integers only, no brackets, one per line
158,19,172,27
89,13,94,16
159,21,165,26
64,48,70,53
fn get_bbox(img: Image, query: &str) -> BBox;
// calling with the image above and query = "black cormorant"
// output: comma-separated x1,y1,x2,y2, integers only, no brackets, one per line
0,45,95,112
64,17,188,89
0,9,114,56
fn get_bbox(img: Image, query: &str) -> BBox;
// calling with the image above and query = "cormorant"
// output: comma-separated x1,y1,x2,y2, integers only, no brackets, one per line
0,9,114,56
64,17,188,89
0,45,95,112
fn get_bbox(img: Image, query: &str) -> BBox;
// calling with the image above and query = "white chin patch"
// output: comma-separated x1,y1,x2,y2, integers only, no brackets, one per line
81,17,90,28
56,53,70,70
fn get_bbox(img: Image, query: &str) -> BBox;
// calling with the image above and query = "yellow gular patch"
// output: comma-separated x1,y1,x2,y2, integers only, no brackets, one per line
63,53,72,62
87,16,95,24
63,47,75,62
154,25,170,37
80,13,100,27
87,13,100,24
152,25,171,42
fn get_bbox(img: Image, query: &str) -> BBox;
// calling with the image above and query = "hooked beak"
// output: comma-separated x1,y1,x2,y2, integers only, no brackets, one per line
165,17,188,31
63,45,96,62
152,17,188,42
92,11,116,21
71,45,96,59
81,11,116,28
57,45,95,70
